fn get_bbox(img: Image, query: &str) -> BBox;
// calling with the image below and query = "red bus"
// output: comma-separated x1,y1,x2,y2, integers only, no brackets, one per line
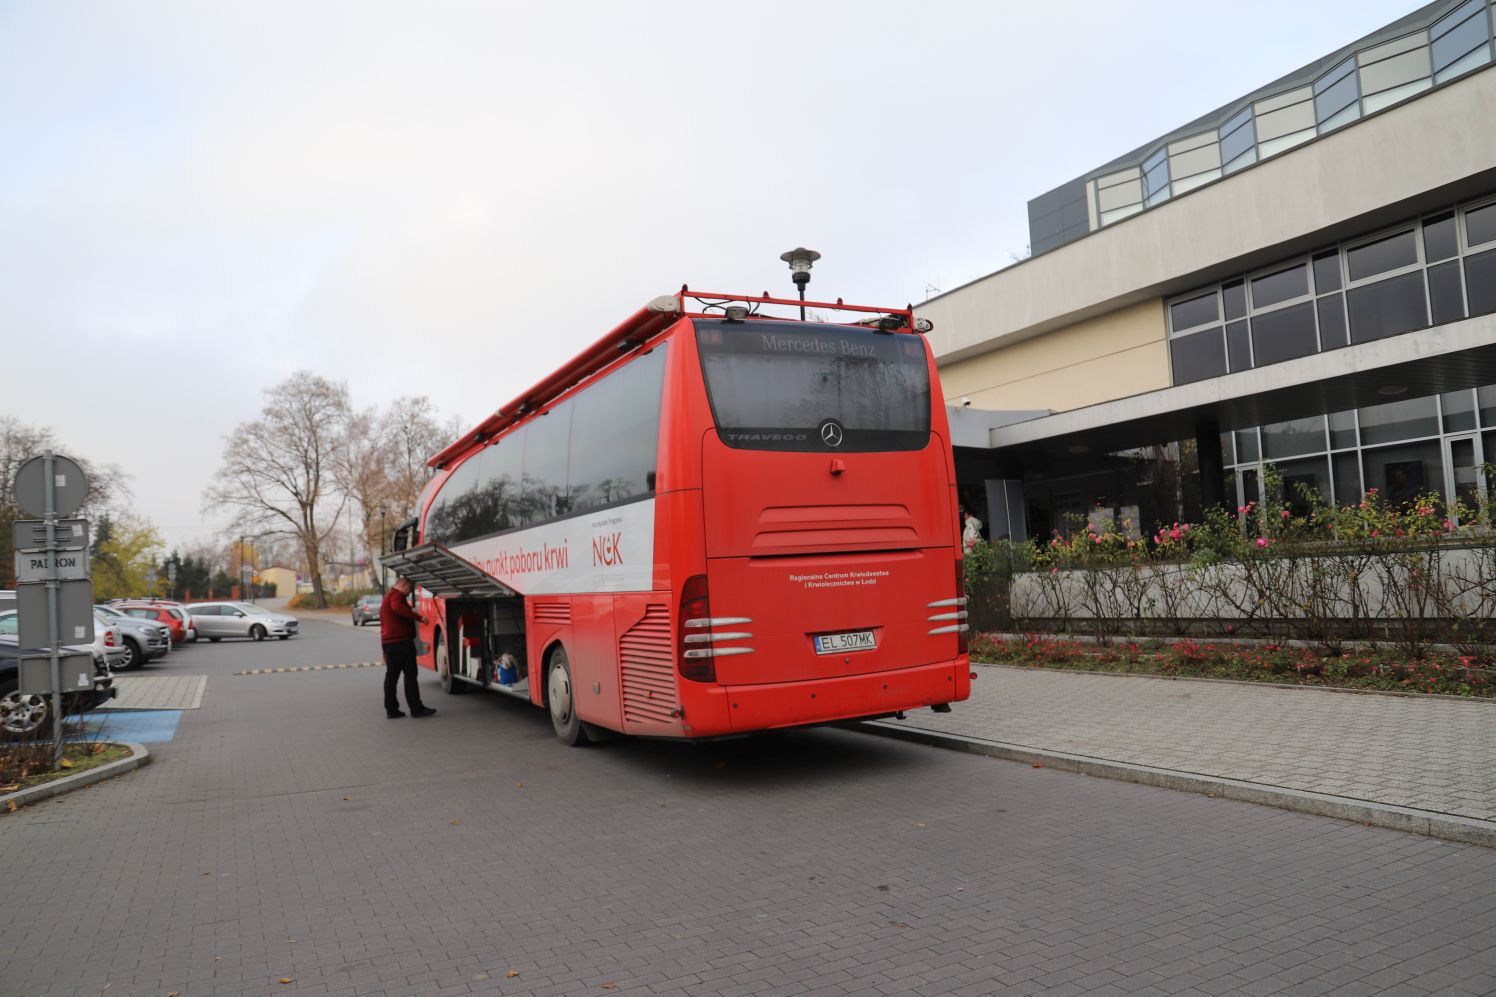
384,289,970,744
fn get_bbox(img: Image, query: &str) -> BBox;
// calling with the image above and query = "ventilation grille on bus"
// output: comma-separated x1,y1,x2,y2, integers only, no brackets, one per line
532,602,571,627
620,605,677,726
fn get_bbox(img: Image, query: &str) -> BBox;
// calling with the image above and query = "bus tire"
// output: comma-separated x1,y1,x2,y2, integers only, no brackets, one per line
546,648,587,746
436,630,465,695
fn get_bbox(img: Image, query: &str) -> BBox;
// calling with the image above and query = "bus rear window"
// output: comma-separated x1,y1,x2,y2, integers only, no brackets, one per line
695,320,931,452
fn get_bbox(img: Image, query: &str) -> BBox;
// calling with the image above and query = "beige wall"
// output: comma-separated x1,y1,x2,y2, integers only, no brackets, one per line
919,67,1496,363
937,298,1168,412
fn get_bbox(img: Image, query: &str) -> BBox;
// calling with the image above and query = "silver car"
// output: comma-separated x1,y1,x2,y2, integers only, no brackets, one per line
190,602,299,641
94,604,171,670
0,610,130,672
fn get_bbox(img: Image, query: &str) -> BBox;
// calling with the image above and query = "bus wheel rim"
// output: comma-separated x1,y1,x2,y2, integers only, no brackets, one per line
548,666,571,724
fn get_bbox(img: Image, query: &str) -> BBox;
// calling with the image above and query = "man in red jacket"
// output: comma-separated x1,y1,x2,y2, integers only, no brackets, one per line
381,577,436,719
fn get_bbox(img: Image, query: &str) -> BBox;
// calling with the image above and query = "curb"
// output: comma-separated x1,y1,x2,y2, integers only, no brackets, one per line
853,722,1496,849
1,742,151,813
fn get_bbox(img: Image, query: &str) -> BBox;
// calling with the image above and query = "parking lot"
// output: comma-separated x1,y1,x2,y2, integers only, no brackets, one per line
4,618,1496,996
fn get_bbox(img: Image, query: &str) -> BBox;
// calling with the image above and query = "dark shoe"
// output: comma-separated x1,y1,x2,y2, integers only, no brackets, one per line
411,707,437,718
387,710,406,719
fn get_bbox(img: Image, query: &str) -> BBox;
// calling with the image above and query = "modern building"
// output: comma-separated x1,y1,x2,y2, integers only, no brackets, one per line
921,0,1496,541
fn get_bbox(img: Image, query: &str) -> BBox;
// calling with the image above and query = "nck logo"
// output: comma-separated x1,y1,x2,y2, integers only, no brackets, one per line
592,532,624,567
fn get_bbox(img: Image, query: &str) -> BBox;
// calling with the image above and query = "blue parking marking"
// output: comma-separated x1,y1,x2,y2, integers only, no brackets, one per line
78,710,184,744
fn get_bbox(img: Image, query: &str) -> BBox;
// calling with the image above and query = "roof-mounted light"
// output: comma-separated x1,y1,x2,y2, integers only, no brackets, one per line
914,317,934,333
723,305,750,322
647,295,681,313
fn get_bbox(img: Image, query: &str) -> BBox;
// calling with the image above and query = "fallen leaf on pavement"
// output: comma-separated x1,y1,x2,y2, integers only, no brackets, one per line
6,800,16,813
506,969,520,978
917,822,927,828
167,992,180,996
279,978,294,984
601,983,617,990
955,886,965,892
1031,763,1044,769
343,796,350,801
450,819,460,826
516,782,524,789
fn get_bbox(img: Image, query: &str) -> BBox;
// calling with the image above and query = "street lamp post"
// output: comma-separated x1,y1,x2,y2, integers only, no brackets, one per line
380,507,388,591
779,247,821,320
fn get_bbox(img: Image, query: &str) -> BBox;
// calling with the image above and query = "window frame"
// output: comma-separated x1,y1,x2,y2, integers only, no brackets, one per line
1165,288,1222,339
1342,222,1426,288
1460,194,1496,254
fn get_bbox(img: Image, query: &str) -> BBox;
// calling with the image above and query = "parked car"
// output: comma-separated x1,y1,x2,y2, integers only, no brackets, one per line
94,604,172,670
190,602,299,641
113,601,195,644
351,594,381,626
0,633,117,739
0,611,129,673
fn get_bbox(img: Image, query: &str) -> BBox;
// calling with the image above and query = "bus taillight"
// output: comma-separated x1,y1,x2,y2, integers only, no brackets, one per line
678,574,715,682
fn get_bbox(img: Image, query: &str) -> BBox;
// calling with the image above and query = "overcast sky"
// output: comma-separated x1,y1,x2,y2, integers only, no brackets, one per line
0,0,1419,550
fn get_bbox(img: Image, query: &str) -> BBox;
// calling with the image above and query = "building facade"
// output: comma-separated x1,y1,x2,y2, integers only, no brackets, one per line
920,0,1496,541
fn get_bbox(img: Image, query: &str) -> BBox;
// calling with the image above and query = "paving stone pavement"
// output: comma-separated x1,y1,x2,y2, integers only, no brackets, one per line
3,622,1496,996
886,664,1496,823
103,673,209,710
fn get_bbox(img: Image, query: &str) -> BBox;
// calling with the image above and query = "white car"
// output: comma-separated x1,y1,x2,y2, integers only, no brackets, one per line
189,602,299,641
0,610,129,672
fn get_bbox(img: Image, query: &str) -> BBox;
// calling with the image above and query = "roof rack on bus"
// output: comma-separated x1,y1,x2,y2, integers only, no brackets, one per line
426,287,933,469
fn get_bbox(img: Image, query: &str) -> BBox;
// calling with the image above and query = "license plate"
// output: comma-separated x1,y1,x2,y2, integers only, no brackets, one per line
814,630,876,654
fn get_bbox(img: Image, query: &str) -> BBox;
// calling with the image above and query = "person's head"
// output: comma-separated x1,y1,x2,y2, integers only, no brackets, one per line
393,576,414,594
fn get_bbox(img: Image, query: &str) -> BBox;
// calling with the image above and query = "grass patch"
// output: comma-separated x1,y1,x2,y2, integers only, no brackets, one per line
1,742,132,793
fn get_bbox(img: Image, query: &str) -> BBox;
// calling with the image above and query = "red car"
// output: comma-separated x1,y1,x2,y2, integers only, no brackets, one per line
113,601,196,644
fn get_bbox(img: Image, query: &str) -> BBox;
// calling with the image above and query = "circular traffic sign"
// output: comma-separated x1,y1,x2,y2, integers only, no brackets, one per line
12,454,89,518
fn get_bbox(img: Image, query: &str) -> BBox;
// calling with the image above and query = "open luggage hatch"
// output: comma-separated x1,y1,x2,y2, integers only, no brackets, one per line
379,543,518,600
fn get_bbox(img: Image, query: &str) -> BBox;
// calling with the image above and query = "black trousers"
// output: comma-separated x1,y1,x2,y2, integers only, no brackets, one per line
382,640,425,714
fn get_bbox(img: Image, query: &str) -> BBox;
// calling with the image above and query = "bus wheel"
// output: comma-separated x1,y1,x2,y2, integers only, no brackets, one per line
546,648,587,746
437,630,465,695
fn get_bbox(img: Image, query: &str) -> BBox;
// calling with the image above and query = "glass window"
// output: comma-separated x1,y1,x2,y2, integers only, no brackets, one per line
1319,103,1361,132
1314,72,1359,123
1332,451,1362,504
1423,212,1458,262
1250,263,1309,308
1362,78,1432,113
1347,230,1418,281
1169,328,1227,385
425,451,485,546
1436,45,1492,83
1479,385,1496,428
1432,9,1490,72
1358,395,1439,446
1258,128,1315,159
1255,102,1316,142
1363,439,1446,505
1222,281,1246,320
1169,291,1219,332
1226,320,1251,372
1347,271,1428,343
1261,416,1327,460
1314,56,1357,93
1316,294,1348,350
1224,148,1257,174
1428,260,1467,326
1433,0,1485,39
1220,119,1255,165
697,323,932,454
571,345,666,504
1250,301,1317,365
1329,410,1358,449
1273,456,1331,518
464,436,522,540
1463,249,1496,317
1220,432,1235,466
1467,202,1496,249
1312,251,1342,293
1236,429,1260,463
1443,389,1477,433
1359,47,1432,96
519,402,574,525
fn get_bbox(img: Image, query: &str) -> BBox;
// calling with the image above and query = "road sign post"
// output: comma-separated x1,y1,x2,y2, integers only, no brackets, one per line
11,452,92,769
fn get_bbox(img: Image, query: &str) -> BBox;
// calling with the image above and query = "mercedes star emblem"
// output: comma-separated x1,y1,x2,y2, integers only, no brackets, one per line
819,420,845,448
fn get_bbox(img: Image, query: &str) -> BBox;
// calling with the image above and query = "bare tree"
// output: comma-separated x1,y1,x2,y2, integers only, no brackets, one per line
0,415,132,587
204,372,351,608
380,396,453,527
334,405,394,588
